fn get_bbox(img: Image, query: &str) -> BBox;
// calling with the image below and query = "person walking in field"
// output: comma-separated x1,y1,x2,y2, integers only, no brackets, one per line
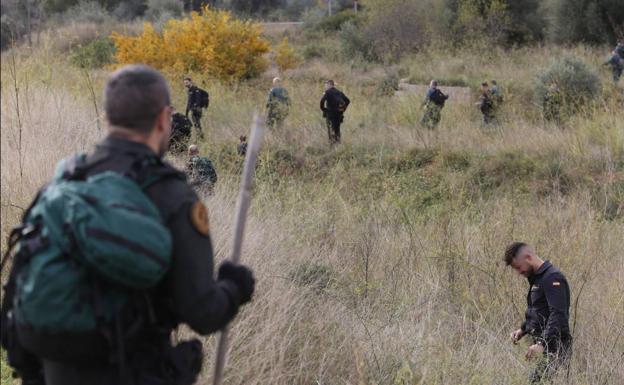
603,50,623,83
476,82,496,124
1,65,255,385
266,77,291,130
421,80,448,129
504,242,572,384
320,79,350,146
184,77,210,139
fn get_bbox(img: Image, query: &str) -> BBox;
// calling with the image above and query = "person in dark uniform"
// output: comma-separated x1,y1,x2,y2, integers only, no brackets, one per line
504,242,572,384
237,135,247,156
169,106,192,154
476,82,495,124
184,77,209,139
29,65,254,385
320,79,350,146
603,50,623,83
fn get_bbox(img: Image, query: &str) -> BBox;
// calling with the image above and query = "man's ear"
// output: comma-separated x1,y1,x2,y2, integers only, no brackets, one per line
156,106,170,134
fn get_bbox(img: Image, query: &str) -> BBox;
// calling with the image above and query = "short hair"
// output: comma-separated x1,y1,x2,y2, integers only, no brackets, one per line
184,76,192,82
188,144,199,155
491,80,497,85
430,80,438,87
273,77,281,84
481,82,488,87
239,135,247,142
504,242,527,266
325,79,335,86
104,65,170,134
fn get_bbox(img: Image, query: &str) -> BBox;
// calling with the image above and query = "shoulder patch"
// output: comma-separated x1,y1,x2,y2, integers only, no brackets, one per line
552,281,560,286
190,201,210,236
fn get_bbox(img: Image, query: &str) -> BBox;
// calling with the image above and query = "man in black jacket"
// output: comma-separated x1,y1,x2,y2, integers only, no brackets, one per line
505,242,572,383
320,80,350,146
6,65,255,385
184,77,209,139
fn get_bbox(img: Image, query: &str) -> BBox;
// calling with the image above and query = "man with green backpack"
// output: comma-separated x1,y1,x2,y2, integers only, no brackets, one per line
1,64,255,385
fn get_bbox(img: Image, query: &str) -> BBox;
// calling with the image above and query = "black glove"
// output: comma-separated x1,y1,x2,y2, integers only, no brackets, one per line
218,261,255,305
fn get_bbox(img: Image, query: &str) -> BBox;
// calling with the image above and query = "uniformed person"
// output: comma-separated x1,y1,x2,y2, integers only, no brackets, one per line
476,82,495,124
184,77,209,139
490,80,503,110
237,135,248,157
615,41,624,58
320,79,350,145
36,65,254,385
169,106,192,154
266,77,291,130
504,242,572,384
186,144,218,193
603,50,623,83
421,80,448,129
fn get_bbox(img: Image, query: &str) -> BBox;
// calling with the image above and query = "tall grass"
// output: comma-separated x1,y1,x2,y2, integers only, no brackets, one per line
1,41,623,385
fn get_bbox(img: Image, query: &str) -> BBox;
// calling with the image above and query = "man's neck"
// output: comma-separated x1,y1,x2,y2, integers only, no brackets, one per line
108,127,158,155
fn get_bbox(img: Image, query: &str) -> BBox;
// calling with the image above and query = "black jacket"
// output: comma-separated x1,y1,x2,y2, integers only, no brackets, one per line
186,85,207,114
41,136,241,385
521,261,571,351
320,87,350,117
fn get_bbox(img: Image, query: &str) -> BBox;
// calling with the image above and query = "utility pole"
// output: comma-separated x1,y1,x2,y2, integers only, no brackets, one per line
328,0,333,16
354,1,358,13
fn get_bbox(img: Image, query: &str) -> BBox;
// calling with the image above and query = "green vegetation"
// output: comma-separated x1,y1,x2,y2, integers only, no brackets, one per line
1,3,623,385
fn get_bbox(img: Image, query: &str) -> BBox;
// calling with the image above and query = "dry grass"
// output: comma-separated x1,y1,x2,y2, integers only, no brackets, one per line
1,41,623,385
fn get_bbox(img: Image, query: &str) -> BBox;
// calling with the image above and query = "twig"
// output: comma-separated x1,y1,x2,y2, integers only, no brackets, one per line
83,68,101,131
212,113,265,385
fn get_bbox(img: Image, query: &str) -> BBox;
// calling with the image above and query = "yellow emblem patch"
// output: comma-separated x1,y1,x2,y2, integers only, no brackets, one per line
190,201,210,236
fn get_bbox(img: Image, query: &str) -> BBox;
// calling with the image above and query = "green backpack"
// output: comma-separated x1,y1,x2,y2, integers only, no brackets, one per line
2,153,173,364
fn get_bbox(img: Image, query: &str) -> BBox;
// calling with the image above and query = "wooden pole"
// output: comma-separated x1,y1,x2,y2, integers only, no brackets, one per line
212,113,265,385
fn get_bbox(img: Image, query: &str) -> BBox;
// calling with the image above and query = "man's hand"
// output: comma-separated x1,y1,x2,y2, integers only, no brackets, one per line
511,328,525,344
218,261,255,305
525,343,544,361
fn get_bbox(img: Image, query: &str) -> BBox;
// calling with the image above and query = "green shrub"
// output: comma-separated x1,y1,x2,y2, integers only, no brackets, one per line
314,10,359,32
375,72,400,97
70,37,115,68
534,56,601,116
290,262,334,292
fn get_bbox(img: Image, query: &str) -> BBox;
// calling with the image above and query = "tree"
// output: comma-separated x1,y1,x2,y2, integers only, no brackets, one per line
546,0,624,44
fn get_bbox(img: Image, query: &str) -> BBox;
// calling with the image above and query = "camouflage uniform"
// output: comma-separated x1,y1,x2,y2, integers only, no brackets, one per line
604,53,623,83
266,87,291,129
421,87,447,129
187,155,218,192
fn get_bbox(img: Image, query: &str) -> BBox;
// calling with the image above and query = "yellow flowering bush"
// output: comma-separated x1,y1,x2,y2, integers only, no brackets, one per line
274,37,300,72
110,7,270,81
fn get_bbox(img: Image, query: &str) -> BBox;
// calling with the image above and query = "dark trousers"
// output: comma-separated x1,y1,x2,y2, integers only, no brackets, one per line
326,115,342,145
529,337,572,384
189,108,203,138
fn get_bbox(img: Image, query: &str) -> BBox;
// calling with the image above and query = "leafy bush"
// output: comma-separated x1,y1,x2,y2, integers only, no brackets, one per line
547,0,624,44
62,1,111,24
314,10,359,32
375,72,399,97
534,56,601,115
110,6,270,81
70,37,115,68
274,37,300,72
145,0,183,22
